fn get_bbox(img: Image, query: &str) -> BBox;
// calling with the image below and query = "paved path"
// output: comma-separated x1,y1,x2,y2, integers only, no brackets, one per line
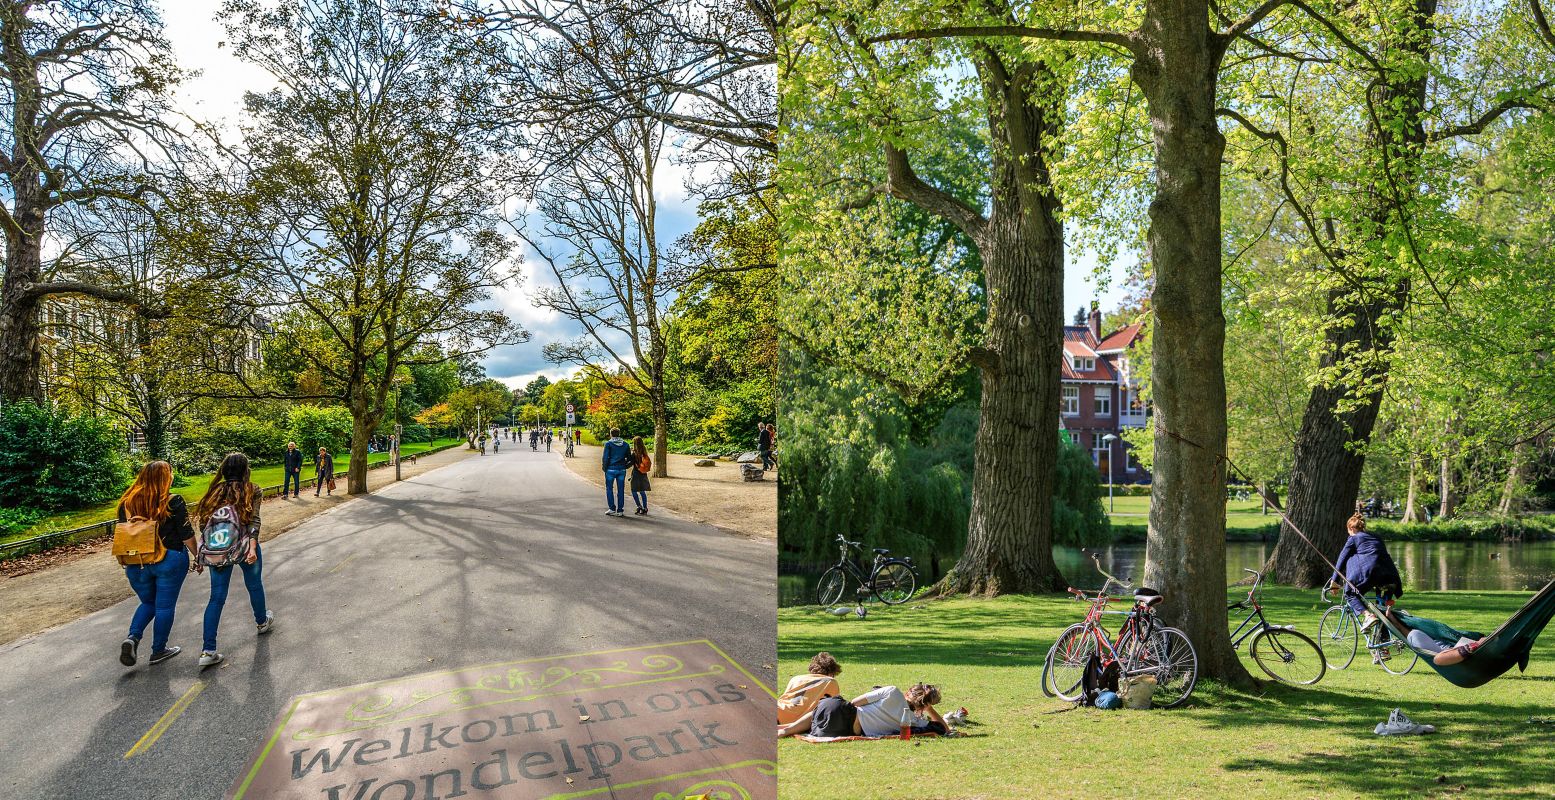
0,447,776,799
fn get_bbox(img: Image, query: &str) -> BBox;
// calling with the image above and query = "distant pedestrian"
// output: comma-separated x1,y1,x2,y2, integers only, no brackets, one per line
282,442,303,498
194,453,275,668
115,461,199,668
545,429,552,452
602,428,633,517
630,436,652,516
314,447,335,495
758,422,774,471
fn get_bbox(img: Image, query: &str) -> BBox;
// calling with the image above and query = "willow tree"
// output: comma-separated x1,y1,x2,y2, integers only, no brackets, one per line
0,0,185,402
225,0,525,493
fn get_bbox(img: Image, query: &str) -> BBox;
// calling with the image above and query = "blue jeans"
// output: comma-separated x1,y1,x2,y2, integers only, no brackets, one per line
283,468,301,496
632,489,648,510
203,546,268,652
1345,588,1396,618
126,548,190,655
604,469,626,512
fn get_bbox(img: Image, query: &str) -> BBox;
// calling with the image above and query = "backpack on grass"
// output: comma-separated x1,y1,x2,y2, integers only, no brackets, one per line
1078,653,1120,707
198,505,251,568
112,516,165,567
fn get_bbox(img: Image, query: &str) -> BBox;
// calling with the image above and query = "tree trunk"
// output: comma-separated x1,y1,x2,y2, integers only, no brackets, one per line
1132,0,1250,685
942,230,1066,595
1260,483,1282,514
1498,441,1527,516
1438,452,1456,520
652,389,668,478
1402,455,1423,522
348,414,374,495
938,49,1066,596
1262,0,1433,584
0,196,45,403
144,392,169,461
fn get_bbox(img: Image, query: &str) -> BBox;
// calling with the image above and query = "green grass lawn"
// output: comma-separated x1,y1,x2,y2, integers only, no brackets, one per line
1106,495,1280,531
778,585,1554,799
6,437,464,543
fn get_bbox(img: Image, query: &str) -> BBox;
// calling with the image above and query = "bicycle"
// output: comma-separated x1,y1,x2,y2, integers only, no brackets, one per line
815,535,918,607
1227,569,1326,685
1316,587,1419,675
1040,573,1199,709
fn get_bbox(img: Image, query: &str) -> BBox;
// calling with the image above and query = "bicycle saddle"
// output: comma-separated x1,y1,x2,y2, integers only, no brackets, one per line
1134,587,1163,607
872,548,889,555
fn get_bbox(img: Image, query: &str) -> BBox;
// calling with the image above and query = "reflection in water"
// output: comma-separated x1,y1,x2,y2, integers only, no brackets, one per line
779,540,1555,606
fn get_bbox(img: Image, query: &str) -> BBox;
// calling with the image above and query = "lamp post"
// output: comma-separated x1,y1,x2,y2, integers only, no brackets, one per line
1101,433,1118,513
476,405,482,453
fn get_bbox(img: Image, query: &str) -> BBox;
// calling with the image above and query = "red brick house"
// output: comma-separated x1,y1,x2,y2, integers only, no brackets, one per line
1060,306,1149,483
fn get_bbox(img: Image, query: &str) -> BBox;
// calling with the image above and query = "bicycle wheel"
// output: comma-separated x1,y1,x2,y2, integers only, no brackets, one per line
1369,626,1419,675
1042,624,1097,701
1317,605,1358,670
870,560,917,605
1125,626,1198,708
816,567,848,607
1249,627,1327,686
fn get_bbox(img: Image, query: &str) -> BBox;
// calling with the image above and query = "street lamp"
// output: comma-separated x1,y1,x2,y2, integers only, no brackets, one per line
1101,433,1119,513
476,405,483,452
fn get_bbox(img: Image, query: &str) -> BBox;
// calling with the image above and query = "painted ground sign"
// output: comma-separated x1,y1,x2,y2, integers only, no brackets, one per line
228,640,776,800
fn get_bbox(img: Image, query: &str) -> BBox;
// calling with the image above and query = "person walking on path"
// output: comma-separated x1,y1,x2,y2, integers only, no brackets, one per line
314,447,336,496
630,436,653,515
602,428,633,517
493,436,500,454
194,453,275,668
117,461,200,668
545,429,552,452
282,442,304,499
758,422,775,471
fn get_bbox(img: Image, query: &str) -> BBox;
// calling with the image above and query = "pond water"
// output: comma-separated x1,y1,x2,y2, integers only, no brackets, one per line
779,539,1555,607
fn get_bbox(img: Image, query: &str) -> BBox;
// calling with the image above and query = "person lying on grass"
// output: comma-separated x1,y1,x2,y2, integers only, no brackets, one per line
779,652,844,725
778,682,946,738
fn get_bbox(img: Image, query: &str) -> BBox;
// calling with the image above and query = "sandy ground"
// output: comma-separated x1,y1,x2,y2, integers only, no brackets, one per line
0,445,476,646
560,444,776,539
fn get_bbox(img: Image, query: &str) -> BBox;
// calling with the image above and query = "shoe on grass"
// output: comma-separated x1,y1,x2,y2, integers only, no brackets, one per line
257,611,275,635
120,637,139,667
199,651,225,668
1375,708,1435,736
149,646,181,665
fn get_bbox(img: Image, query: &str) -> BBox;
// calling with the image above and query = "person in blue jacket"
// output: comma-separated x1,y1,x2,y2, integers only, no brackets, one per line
601,428,634,517
1329,511,1403,644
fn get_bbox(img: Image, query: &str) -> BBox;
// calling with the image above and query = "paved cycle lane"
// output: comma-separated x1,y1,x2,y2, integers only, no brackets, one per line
0,447,777,799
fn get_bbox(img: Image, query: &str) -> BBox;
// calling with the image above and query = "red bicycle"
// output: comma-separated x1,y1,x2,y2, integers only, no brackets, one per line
1040,574,1199,708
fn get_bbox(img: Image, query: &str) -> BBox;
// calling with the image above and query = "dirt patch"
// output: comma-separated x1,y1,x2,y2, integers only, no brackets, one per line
0,446,476,646
560,445,775,539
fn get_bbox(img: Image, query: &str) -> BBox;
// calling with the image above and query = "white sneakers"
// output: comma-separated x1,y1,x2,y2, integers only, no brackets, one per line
1375,708,1435,736
257,611,276,635
198,651,225,668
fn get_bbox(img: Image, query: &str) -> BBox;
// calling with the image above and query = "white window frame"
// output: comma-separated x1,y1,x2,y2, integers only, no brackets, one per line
1074,356,1095,372
1094,386,1111,416
1061,385,1079,416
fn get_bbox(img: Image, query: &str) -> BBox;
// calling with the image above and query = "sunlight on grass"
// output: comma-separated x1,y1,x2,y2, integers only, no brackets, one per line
778,586,1554,799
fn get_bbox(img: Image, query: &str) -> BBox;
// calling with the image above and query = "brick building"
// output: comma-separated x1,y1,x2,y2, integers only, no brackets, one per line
1060,306,1149,483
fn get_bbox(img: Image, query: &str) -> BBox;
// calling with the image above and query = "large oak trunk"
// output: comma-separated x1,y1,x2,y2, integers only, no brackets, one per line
1133,0,1249,684
652,390,669,478
348,414,374,495
0,201,45,403
943,229,1066,595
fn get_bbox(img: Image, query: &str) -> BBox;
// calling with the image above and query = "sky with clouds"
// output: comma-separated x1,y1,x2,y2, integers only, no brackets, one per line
161,4,1132,392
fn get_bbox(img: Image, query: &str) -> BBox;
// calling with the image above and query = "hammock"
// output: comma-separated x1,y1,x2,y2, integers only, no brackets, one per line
1366,580,1555,689
1154,420,1555,689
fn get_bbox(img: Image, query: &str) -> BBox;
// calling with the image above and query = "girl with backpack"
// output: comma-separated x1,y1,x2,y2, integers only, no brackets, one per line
314,447,335,495
194,453,275,668
630,436,652,516
116,461,200,668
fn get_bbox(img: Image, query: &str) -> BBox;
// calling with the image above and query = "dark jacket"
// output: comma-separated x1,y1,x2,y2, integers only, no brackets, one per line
284,448,303,472
117,494,196,552
758,428,773,451
1332,531,1402,594
602,438,633,471
314,453,334,474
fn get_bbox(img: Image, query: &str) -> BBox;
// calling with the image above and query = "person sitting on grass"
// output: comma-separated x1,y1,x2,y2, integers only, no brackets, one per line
778,652,844,725
1329,511,1403,658
778,682,946,738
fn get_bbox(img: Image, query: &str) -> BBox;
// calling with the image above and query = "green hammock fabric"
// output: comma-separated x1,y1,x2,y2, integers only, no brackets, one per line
1371,580,1555,689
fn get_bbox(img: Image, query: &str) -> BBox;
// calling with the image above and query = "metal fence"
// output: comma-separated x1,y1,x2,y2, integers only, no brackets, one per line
0,441,467,561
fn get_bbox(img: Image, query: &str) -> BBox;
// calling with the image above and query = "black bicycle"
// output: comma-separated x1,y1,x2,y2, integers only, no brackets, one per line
816,535,918,606
1228,569,1326,685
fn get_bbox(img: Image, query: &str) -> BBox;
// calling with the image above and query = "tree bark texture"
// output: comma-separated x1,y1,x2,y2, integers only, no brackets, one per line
1133,0,1249,684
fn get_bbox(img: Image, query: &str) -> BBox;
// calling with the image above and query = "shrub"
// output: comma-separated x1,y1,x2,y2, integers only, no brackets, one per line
286,405,353,456
194,415,288,466
170,437,221,476
0,401,131,511
0,506,46,536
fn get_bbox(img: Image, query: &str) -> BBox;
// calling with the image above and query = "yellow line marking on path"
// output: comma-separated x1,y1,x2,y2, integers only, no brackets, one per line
124,679,206,758
327,553,357,574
